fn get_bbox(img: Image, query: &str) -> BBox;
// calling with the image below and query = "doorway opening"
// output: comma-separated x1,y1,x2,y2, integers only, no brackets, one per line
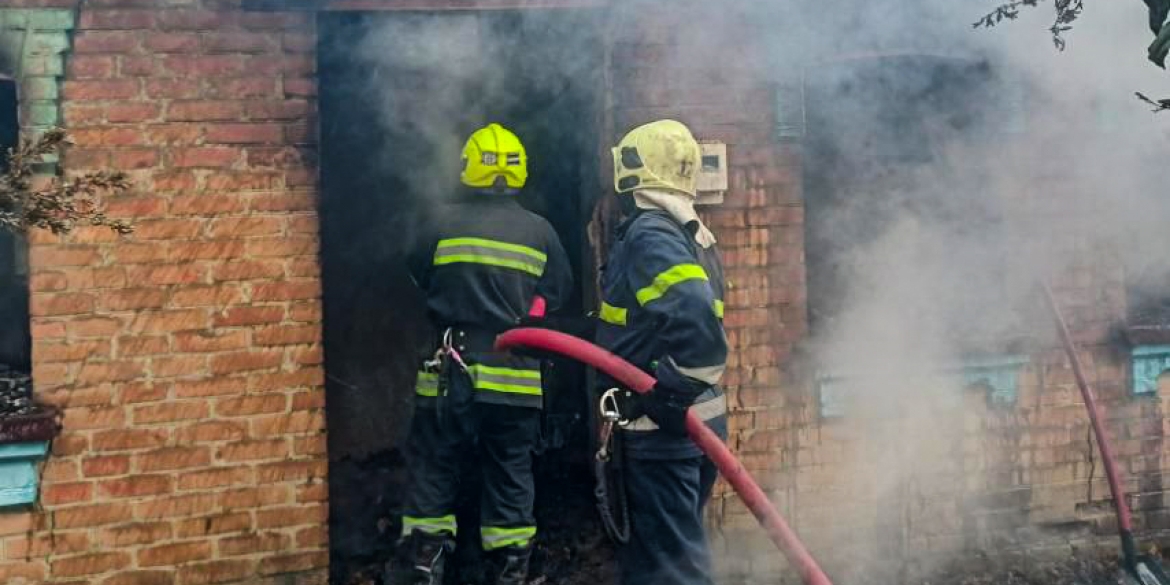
318,10,608,583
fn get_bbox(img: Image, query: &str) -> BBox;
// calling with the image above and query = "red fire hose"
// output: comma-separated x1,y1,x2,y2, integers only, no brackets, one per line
496,328,834,585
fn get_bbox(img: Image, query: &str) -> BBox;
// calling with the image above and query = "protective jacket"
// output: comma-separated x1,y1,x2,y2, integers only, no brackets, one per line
595,209,729,458
409,192,572,409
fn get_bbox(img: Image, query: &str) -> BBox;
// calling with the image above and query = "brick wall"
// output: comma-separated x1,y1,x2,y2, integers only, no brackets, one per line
0,1,329,583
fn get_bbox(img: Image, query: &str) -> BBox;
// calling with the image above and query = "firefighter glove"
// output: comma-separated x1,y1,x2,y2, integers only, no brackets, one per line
640,384,693,437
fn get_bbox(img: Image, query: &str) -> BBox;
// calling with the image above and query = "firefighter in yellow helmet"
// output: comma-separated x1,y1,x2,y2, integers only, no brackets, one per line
595,120,728,585
389,123,572,585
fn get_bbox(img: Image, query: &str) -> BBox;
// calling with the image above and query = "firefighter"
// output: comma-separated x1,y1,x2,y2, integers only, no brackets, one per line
391,123,573,585
595,119,729,585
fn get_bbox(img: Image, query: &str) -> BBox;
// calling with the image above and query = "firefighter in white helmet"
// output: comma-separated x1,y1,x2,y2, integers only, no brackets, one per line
594,119,729,585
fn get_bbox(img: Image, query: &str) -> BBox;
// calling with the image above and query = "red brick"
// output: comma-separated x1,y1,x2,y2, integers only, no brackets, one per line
74,30,140,53
134,401,210,424
41,481,93,506
215,394,288,417
106,103,161,124
68,55,115,78
81,454,131,477
137,541,212,567
294,435,326,456
120,55,155,76
205,171,284,192
206,123,284,144
244,99,310,120
42,459,79,483
296,482,328,503
51,433,90,457
174,377,247,398
136,446,211,472
133,218,205,239
211,305,282,329
208,216,285,238
144,32,200,53
255,324,318,346
97,523,172,548
76,361,145,385
296,525,329,548
287,214,317,234
61,267,128,290
160,55,245,78
168,101,244,123
258,551,328,575
252,369,322,393
204,32,276,53
211,350,284,375
62,79,139,100
126,264,205,286
253,280,320,302
289,346,323,366
115,336,169,358
175,330,249,352
289,257,322,278
211,261,285,282
176,560,253,585
217,439,289,463
62,145,109,166
176,465,252,490
98,474,173,498
283,32,315,53
122,382,169,403
130,309,209,334
156,10,230,30
52,552,131,578
26,531,89,557
101,570,176,585
54,503,133,529
287,169,318,187
30,292,95,316
204,77,279,99
290,390,326,411
32,321,67,340
169,195,249,216
68,316,124,338
255,504,327,530
255,460,326,483
67,406,126,431
218,485,290,509
249,194,317,214
288,302,322,322
152,354,210,378
151,170,200,194
35,340,110,363
29,245,100,266
136,493,218,521
176,512,254,539
92,428,168,452
170,285,245,309
103,289,168,311
106,198,168,220
219,532,290,557
172,146,241,168
0,562,45,582
252,412,324,439
284,77,317,97
145,78,201,99
32,362,71,388
80,9,155,29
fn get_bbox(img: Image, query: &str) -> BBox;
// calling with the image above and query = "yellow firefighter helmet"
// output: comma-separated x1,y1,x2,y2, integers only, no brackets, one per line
612,119,701,197
461,123,528,190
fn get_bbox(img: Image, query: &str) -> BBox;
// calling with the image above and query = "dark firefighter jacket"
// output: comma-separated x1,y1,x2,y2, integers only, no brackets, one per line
595,209,729,459
408,192,573,409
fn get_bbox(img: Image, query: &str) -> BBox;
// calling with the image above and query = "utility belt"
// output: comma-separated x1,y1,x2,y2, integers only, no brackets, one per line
607,386,726,433
415,326,544,409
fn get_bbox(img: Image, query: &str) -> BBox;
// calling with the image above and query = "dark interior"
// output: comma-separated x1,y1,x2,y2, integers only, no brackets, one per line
0,76,29,371
318,11,606,583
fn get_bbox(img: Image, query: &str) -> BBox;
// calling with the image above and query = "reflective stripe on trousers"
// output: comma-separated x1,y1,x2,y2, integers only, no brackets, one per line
481,525,536,550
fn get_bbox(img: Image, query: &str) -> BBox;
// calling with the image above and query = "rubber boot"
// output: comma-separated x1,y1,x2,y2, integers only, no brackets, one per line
488,544,532,585
385,530,454,585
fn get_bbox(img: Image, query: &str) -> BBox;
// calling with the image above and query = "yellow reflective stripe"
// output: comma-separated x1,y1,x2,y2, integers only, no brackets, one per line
635,264,709,306
433,254,543,276
437,238,546,261
415,371,439,397
713,299,724,318
481,526,536,550
468,365,541,379
403,515,457,536
599,302,627,326
468,364,542,396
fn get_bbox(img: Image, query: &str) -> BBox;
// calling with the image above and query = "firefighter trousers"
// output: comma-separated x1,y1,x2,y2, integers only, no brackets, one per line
401,367,541,553
618,454,719,585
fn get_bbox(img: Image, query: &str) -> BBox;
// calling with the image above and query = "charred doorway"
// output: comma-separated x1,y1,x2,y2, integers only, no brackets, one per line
318,10,604,583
